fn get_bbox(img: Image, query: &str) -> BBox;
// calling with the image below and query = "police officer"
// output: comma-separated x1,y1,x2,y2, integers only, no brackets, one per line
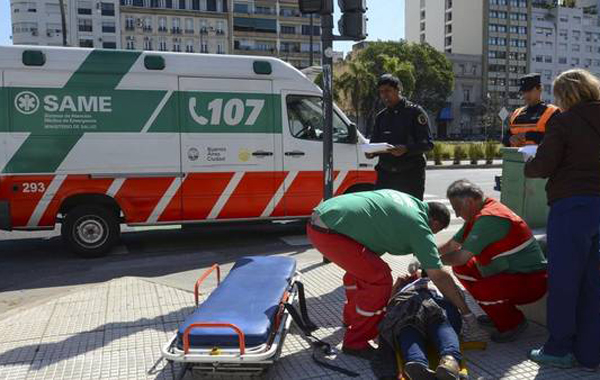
366,74,434,201
503,73,560,147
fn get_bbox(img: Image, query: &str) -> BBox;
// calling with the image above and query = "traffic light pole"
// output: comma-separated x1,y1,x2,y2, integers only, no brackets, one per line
321,13,335,202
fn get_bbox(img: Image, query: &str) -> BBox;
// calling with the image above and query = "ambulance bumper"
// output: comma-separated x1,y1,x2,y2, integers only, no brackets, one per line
0,201,11,230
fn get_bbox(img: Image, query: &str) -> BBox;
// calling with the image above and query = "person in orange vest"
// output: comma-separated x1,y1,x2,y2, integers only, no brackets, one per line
503,73,560,147
438,180,548,343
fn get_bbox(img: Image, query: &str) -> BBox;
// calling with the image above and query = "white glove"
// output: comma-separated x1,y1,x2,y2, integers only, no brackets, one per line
461,312,478,339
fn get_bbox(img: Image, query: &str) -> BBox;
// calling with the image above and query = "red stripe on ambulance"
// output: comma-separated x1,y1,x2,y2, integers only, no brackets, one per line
0,176,55,227
114,177,175,223
180,172,236,221
217,172,286,219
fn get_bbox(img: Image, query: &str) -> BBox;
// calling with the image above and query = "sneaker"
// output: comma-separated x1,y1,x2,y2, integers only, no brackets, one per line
476,315,495,329
435,355,461,380
404,361,436,380
341,345,377,360
491,319,528,343
528,348,575,369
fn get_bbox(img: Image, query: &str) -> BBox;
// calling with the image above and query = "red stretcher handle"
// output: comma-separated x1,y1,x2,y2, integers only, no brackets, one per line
183,323,246,355
194,264,221,307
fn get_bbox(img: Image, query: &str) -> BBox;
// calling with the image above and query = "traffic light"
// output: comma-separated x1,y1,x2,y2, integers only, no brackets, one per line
338,0,367,40
299,0,333,14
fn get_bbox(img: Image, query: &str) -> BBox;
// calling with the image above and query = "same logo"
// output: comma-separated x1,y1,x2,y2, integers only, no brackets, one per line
14,91,40,115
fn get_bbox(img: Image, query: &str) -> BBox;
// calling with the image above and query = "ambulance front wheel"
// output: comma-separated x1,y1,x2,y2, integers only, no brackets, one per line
61,205,121,258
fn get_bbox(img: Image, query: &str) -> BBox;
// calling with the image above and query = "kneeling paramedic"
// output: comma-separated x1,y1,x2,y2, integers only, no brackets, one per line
307,190,476,359
439,180,547,343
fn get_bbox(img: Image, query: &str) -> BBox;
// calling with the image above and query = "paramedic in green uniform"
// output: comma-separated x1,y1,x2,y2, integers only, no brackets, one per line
307,189,476,359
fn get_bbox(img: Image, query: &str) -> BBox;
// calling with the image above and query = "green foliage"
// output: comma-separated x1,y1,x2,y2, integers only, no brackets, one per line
336,41,454,130
453,145,467,164
468,143,484,164
432,143,445,165
484,141,499,163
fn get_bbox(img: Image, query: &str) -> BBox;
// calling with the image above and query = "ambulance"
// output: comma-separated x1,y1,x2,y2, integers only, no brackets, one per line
0,46,376,257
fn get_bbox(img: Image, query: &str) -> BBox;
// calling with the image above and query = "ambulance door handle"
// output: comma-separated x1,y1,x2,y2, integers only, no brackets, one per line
285,151,305,157
252,151,273,157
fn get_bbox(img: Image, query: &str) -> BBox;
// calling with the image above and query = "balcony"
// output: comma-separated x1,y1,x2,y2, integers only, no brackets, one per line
143,27,152,32
172,28,182,34
185,29,194,34
125,25,135,31
158,26,167,32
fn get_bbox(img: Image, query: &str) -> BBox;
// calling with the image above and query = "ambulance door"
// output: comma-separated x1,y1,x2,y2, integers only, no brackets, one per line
280,91,359,217
178,77,280,221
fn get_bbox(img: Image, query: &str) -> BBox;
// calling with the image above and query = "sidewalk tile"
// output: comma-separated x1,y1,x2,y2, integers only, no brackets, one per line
0,339,39,365
0,362,30,380
36,331,104,362
44,312,106,337
27,352,104,380
102,324,171,353
0,305,54,343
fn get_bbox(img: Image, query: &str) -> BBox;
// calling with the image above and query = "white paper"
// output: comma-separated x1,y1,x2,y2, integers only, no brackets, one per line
518,145,538,159
361,143,394,154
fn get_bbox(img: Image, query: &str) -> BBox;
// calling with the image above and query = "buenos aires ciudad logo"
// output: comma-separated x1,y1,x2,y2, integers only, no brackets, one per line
14,91,40,115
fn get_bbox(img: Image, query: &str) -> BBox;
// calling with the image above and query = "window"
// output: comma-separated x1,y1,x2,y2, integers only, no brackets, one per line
158,17,167,32
463,87,471,102
125,17,135,30
234,3,249,13
179,0,186,10
126,37,135,50
573,30,581,41
79,38,94,48
78,19,93,32
573,44,580,52
559,29,568,40
101,3,115,16
286,96,351,143
234,17,277,34
144,37,153,50
302,25,320,36
78,7,92,15
586,45,593,53
201,42,208,53
559,57,567,64
102,21,116,33
143,17,152,32
185,18,194,33
172,18,181,33
159,37,167,51
173,38,181,52
545,41,553,49
559,43,567,50
217,43,225,54
281,25,296,34
544,56,552,63
544,70,552,81
185,39,194,52
103,41,117,49
535,55,543,62
572,58,580,65
585,59,592,67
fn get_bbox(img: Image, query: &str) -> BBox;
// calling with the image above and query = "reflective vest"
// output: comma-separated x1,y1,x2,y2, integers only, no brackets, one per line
453,198,535,280
509,104,559,146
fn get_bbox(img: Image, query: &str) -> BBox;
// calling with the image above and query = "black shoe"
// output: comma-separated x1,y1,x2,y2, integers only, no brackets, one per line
477,314,495,329
404,362,436,380
342,345,377,360
491,319,528,343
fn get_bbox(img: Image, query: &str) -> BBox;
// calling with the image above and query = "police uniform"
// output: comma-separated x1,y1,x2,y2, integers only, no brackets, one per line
370,98,434,200
503,74,560,147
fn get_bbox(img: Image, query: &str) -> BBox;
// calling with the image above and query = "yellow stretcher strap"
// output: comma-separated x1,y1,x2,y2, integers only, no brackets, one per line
395,340,488,380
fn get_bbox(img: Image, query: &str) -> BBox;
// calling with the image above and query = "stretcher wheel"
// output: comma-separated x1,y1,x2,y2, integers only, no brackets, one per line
61,204,120,258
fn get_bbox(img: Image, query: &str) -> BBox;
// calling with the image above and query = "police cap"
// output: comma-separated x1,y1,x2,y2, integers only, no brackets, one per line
519,73,542,92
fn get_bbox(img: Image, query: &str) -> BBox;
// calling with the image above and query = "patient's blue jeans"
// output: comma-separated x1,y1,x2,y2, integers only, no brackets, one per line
397,298,462,366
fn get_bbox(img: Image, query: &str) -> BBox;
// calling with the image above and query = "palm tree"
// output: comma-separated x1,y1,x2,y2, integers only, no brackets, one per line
337,59,374,122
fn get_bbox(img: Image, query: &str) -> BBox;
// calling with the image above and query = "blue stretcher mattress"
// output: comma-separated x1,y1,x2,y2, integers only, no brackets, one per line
177,256,297,349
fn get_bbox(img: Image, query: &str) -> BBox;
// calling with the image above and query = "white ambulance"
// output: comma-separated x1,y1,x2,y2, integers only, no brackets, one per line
0,46,376,257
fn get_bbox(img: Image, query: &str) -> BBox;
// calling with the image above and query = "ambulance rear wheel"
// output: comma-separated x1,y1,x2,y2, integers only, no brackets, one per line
62,205,120,258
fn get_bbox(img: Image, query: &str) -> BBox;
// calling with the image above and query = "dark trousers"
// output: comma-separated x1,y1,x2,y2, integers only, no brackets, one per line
397,299,462,366
375,169,425,201
544,196,600,368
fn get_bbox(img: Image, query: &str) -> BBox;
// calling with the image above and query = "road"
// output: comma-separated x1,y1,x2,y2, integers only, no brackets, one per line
0,167,501,316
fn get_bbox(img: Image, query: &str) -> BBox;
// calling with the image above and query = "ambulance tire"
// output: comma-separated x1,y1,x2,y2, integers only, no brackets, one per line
62,205,120,258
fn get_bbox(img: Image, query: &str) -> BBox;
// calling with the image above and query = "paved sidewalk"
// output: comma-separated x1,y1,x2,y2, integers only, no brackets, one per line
0,254,597,380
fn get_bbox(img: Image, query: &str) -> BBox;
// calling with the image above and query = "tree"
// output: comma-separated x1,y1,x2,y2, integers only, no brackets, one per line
344,41,454,132
337,59,374,121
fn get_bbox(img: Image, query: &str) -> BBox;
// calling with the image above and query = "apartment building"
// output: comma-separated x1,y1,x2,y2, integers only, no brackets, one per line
68,0,121,48
406,0,485,137
118,0,229,54
232,0,321,68
531,1,600,102
10,1,67,46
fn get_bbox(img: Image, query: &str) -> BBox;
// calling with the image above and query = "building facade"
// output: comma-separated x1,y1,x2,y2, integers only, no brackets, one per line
531,1,600,102
10,0,67,46
119,0,229,54
232,0,321,68
10,0,322,69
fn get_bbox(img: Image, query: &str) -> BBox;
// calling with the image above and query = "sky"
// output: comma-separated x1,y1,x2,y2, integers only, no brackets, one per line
0,0,405,52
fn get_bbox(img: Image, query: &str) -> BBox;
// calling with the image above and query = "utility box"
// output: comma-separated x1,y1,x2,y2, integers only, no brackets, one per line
500,148,549,229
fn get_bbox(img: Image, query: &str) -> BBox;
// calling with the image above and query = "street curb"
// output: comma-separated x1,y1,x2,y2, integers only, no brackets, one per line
426,163,503,170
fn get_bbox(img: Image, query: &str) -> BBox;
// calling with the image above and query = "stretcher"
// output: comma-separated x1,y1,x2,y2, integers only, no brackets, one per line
161,256,313,377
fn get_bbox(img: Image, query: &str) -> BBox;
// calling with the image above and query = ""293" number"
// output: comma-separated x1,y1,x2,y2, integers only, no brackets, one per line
22,182,46,193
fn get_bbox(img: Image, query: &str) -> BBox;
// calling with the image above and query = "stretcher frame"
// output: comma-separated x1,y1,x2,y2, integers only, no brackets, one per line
161,263,300,376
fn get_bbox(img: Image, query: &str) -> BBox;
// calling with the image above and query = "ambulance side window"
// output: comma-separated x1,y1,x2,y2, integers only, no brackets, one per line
286,95,349,142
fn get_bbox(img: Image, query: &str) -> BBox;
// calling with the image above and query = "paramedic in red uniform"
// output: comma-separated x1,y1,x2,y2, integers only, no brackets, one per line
307,190,476,359
439,180,547,343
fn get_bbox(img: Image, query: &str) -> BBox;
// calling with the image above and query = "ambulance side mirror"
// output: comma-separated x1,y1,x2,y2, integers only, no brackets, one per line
346,123,358,144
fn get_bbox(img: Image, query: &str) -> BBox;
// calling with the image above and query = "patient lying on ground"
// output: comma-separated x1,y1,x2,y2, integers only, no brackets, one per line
371,265,464,380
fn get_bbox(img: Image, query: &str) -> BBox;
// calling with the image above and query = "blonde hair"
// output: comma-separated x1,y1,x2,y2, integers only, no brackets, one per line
553,69,600,111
